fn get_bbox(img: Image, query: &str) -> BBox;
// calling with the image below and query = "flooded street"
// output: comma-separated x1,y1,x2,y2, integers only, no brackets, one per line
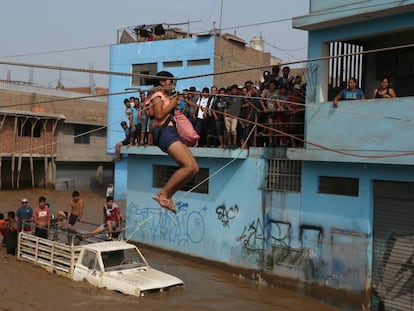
0,246,341,311
0,190,342,311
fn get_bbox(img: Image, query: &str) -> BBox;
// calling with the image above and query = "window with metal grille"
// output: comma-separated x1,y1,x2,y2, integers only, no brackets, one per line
318,176,359,197
187,59,210,66
163,61,183,68
328,41,364,101
131,63,157,86
153,165,209,194
266,159,301,192
74,125,91,144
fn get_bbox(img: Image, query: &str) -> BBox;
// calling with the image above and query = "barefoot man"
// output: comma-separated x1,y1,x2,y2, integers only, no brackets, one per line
58,190,84,233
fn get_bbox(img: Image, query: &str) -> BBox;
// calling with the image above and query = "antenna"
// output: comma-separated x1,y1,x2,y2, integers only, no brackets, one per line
219,0,224,34
89,63,96,95
28,68,34,84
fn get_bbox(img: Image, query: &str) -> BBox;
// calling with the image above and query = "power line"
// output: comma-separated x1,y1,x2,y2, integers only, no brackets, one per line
0,90,138,110
208,0,402,32
0,44,111,59
178,42,414,80
0,0,402,62
1,42,414,82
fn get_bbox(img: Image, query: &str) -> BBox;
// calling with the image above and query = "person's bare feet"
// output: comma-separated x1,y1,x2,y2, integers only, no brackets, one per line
153,193,176,213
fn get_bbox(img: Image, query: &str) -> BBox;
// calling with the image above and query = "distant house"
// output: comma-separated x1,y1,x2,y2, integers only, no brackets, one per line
0,81,113,190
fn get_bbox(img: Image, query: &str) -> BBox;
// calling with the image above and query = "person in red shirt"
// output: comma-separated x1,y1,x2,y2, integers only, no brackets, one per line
0,213,7,244
83,196,122,241
33,196,51,239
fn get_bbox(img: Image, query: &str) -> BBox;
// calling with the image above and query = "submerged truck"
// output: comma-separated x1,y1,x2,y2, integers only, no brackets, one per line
17,232,184,297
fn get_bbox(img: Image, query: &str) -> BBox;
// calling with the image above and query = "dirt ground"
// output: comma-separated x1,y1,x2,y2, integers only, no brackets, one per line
0,189,344,311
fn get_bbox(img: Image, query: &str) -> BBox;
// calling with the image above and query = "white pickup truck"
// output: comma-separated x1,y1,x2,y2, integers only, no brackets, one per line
17,232,184,297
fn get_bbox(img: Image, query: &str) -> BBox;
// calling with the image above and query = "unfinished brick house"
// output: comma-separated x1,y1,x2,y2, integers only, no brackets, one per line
0,81,113,190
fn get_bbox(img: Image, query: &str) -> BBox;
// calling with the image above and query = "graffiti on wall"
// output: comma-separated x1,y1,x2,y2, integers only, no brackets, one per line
264,221,315,272
237,218,265,264
216,204,239,228
237,217,326,273
374,233,414,310
126,200,206,246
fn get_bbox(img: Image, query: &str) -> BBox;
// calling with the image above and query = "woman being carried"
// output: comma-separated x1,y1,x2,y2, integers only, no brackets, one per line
149,71,199,213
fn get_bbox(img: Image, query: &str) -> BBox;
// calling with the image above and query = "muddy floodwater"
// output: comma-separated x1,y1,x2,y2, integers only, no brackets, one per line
0,190,344,311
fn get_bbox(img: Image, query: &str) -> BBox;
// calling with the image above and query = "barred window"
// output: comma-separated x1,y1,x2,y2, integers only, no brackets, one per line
153,165,209,194
266,159,301,192
318,176,359,197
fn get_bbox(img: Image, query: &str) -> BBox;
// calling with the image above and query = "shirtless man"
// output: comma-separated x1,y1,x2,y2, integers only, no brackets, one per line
58,190,84,232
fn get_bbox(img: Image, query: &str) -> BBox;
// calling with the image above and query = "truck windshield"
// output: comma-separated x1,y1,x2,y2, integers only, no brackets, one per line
102,248,147,271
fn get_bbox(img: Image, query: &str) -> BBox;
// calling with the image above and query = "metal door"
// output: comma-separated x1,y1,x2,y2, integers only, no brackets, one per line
372,180,414,310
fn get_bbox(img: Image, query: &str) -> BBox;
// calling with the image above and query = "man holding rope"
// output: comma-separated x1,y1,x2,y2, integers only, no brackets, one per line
83,196,122,241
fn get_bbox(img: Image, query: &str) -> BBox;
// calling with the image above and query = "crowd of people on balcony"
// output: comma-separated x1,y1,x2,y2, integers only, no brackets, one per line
116,65,306,154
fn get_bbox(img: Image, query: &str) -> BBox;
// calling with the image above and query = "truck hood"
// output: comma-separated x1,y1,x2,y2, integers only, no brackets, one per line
106,267,184,292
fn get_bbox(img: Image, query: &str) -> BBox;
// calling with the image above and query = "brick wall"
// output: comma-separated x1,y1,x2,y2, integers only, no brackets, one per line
214,36,272,88
0,115,57,155
0,88,107,125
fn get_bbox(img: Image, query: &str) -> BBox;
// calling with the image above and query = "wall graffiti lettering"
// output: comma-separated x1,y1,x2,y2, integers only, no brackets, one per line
374,233,414,310
237,217,322,272
265,220,310,270
215,204,239,228
126,200,206,246
237,218,266,264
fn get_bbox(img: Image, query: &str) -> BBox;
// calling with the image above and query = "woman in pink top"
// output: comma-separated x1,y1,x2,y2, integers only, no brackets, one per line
150,71,199,213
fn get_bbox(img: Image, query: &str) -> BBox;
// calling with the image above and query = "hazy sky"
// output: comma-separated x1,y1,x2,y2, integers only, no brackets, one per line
0,0,309,88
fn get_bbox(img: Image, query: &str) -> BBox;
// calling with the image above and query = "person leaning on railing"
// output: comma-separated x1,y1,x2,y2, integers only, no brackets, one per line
332,77,366,108
372,76,396,99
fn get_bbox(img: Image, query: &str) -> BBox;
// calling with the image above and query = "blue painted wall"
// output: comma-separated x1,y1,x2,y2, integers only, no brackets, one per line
288,96,414,165
121,146,414,292
124,153,266,269
296,161,414,290
294,0,414,29
108,36,215,198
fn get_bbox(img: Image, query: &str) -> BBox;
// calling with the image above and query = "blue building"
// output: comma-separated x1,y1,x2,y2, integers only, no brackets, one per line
109,7,414,309
292,1,414,309
108,26,270,198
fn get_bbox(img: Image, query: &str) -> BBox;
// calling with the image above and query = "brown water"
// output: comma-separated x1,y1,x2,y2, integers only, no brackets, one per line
0,190,342,311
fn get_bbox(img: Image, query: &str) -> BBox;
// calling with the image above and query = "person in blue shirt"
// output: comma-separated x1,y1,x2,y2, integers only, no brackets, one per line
333,77,365,108
16,198,33,232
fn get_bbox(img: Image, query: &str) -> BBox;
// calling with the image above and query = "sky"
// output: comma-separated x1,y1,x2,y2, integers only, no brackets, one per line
0,0,310,88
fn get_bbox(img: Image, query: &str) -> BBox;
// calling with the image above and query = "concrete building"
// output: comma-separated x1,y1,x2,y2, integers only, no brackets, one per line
108,26,272,199
110,7,414,308
291,1,414,309
0,81,113,190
